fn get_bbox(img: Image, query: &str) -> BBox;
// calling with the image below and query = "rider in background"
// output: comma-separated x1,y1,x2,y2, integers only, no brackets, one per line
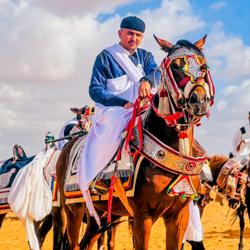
44,131,56,151
232,111,250,164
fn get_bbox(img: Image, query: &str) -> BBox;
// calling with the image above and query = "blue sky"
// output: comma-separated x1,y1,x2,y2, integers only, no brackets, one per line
99,0,250,44
0,0,249,159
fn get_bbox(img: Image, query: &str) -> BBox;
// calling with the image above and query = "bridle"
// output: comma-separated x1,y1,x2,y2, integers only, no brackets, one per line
152,46,215,128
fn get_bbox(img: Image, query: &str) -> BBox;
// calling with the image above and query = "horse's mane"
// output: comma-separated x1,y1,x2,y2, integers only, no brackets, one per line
209,155,228,169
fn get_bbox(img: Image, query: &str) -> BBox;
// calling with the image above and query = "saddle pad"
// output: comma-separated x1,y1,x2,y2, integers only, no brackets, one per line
64,138,134,195
58,155,145,204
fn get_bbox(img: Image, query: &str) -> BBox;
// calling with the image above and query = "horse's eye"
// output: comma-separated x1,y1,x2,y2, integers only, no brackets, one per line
171,63,179,69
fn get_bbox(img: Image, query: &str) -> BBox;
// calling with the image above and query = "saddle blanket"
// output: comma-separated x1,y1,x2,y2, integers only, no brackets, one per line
54,153,145,204
63,136,134,199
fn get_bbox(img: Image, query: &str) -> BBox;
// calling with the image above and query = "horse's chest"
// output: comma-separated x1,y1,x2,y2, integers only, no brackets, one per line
146,173,172,193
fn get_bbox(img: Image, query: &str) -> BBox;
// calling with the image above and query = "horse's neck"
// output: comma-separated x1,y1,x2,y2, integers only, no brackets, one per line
143,108,179,150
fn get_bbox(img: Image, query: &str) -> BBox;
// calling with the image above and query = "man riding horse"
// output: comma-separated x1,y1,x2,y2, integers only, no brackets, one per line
78,16,160,218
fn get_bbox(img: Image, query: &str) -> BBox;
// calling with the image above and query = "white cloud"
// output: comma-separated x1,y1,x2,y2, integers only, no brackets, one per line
0,0,249,161
197,78,250,155
31,0,136,17
210,1,226,11
206,22,250,83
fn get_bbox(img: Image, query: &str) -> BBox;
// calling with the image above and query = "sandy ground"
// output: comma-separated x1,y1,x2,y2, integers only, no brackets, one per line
0,199,249,250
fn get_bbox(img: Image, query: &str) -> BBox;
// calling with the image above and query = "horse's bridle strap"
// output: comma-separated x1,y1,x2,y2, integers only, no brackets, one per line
130,128,207,176
150,95,184,126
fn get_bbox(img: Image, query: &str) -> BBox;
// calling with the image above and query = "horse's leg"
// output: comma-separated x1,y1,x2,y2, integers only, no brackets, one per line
133,215,153,250
164,204,190,250
97,232,105,250
107,226,118,250
246,186,250,220
52,206,68,250
0,213,7,228
237,204,246,250
64,203,85,250
35,213,53,247
80,211,102,250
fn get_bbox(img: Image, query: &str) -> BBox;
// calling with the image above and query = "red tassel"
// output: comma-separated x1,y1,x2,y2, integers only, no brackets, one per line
124,98,144,154
107,176,116,223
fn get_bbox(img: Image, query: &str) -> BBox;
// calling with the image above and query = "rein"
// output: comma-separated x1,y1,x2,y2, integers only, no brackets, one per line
125,98,144,154
150,94,184,127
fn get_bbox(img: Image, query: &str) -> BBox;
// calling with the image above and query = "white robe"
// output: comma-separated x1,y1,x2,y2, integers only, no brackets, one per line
8,148,56,250
183,201,203,242
78,43,144,191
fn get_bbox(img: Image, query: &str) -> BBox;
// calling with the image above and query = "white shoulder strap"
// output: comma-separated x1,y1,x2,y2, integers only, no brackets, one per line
105,43,144,83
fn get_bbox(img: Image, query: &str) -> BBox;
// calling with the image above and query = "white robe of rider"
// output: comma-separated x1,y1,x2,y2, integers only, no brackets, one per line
232,123,250,163
78,40,160,192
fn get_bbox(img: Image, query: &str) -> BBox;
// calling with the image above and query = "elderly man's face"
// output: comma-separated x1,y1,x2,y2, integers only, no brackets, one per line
118,28,143,53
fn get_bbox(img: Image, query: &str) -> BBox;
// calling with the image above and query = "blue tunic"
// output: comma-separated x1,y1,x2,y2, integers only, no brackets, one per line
89,48,159,107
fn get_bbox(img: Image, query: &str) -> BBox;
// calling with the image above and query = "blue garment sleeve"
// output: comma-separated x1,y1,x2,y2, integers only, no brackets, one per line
138,50,161,88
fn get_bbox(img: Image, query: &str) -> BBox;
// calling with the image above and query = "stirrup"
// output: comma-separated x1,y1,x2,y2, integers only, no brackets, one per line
90,180,109,195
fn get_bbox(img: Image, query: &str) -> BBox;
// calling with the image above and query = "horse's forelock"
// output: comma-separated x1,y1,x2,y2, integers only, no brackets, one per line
170,39,204,57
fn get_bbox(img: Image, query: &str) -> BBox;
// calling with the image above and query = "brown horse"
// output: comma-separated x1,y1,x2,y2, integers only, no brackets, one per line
186,155,249,250
56,35,215,250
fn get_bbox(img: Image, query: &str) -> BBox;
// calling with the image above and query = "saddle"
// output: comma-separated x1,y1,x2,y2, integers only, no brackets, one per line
63,135,135,198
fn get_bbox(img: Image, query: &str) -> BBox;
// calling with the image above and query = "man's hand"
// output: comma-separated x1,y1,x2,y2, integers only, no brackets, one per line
139,80,151,98
123,102,134,109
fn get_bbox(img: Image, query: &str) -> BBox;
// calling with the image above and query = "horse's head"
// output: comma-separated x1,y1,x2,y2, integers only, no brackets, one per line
70,105,94,131
154,35,215,126
208,155,248,209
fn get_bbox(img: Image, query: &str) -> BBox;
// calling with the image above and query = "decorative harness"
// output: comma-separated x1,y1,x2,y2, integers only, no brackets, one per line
154,47,215,127
201,158,249,208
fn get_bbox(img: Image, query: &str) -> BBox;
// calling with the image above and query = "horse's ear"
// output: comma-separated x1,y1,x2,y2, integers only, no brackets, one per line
153,34,173,53
194,34,207,50
70,107,81,115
